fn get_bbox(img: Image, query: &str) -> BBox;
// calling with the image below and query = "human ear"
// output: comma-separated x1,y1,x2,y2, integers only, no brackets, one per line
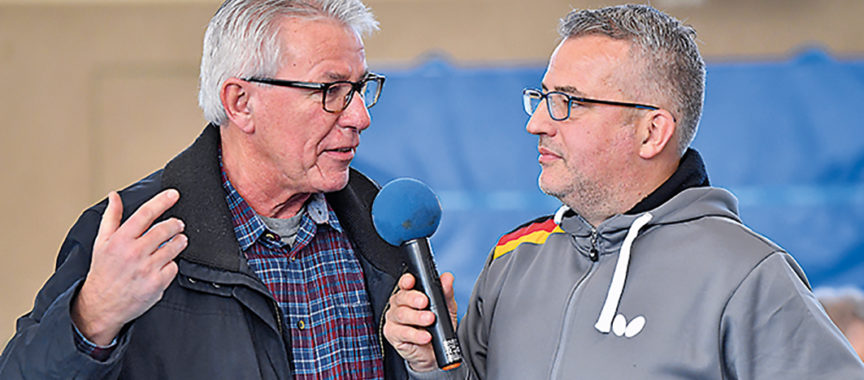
220,78,254,133
638,109,676,159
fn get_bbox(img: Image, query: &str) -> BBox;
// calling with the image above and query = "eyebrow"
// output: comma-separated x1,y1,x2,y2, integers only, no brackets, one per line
325,70,370,81
542,83,586,97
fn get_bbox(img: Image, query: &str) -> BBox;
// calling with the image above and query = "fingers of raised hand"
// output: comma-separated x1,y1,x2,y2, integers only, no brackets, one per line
140,218,186,255
86,191,185,316
119,189,180,239
95,217,185,264
149,232,187,267
93,189,184,262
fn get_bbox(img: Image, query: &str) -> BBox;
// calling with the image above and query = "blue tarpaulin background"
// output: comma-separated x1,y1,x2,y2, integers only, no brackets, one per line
354,49,864,313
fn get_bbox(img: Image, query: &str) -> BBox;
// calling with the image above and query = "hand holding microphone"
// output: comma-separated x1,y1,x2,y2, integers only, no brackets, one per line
374,178,463,372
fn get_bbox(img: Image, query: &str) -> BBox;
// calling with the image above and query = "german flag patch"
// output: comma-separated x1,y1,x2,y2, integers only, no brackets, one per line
492,218,564,260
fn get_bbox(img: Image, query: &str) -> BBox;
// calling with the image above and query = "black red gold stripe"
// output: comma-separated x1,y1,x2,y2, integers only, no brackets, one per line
493,219,563,259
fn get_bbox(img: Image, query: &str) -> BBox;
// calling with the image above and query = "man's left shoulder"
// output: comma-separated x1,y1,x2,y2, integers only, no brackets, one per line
652,214,786,267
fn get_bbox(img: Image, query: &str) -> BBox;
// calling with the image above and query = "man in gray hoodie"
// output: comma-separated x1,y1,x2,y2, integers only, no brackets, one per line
383,4,864,379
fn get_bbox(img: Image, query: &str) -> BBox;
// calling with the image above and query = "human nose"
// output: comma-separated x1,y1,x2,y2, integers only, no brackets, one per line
526,100,555,136
337,90,371,132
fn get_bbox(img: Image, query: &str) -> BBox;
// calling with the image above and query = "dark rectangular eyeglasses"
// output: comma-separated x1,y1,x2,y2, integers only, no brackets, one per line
245,73,385,113
522,88,659,121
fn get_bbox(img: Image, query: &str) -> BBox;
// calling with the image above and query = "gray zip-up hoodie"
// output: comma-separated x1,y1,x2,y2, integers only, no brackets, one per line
414,187,864,379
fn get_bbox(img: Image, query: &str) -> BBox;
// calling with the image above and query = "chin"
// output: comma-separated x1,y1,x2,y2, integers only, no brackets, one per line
317,170,351,193
538,171,559,194
539,173,575,203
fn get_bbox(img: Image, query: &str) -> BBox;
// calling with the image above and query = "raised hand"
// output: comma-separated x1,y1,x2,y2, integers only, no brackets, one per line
71,189,187,345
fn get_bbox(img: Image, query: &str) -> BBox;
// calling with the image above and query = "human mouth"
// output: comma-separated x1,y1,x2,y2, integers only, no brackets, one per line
324,146,356,161
537,146,561,164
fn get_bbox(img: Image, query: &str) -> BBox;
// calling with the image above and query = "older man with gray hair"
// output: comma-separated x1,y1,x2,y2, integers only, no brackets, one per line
383,4,864,379
0,1,411,379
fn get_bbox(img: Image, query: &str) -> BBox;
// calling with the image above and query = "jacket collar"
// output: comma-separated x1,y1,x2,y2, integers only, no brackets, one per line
162,124,245,272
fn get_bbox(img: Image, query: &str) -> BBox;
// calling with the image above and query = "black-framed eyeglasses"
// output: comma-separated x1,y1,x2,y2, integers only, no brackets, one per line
522,88,659,121
245,73,385,113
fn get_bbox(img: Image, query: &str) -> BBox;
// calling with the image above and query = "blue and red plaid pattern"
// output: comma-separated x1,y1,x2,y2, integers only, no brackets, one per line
222,172,384,379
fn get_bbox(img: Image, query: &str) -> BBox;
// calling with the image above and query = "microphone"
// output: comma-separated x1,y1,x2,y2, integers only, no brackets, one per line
372,178,463,371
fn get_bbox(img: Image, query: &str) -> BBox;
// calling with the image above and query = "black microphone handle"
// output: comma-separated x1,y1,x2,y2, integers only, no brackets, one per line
402,238,463,370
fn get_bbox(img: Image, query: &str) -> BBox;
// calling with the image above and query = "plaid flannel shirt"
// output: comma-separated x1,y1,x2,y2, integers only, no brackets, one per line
223,172,384,379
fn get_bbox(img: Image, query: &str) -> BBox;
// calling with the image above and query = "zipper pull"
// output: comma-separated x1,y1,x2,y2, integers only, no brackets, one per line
589,230,599,261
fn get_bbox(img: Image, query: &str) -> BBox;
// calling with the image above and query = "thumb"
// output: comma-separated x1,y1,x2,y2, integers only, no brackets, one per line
440,272,458,324
94,191,123,248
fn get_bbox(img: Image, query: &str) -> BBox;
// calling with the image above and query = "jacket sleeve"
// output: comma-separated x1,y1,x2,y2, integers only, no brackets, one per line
720,251,864,378
0,208,128,379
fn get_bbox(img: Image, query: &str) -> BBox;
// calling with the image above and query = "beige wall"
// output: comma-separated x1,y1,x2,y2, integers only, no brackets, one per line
1,0,862,347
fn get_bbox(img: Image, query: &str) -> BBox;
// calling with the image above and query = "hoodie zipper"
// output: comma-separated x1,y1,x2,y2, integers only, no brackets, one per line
572,212,600,262
548,257,598,379
549,217,599,378
589,229,600,261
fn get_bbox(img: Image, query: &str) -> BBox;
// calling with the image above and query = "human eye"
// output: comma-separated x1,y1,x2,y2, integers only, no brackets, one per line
548,93,571,115
553,92,587,109
325,83,347,96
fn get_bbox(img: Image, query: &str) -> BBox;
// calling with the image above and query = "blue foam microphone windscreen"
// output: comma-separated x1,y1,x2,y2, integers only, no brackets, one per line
371,178,442,246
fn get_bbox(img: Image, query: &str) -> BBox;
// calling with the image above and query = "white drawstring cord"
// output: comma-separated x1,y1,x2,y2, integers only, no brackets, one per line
594,212,653,334
553,205,570,225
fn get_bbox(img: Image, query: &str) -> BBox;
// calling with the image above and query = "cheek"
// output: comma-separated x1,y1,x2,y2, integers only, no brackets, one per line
558,125,633,175
304,121,344,163
281,110,330,150
558,128,600,163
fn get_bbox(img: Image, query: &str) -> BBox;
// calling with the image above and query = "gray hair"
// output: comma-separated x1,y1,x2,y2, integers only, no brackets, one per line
558,4,705,155
198,0,379,126
815,287,864,333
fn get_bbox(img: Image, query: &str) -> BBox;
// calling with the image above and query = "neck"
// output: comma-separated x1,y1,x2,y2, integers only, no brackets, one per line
220,127,310,219
623,160,678,211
